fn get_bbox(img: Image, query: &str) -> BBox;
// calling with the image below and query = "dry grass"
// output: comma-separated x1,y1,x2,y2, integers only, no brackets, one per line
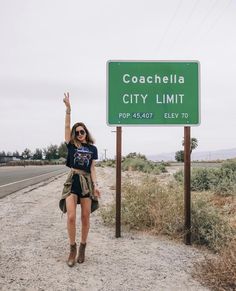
123,177,184,236
191,191,234,252
193,239,236,291
100,166,236,290
101,175,235,251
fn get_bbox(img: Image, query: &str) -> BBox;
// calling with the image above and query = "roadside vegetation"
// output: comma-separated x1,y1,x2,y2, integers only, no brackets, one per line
101,156,236,291
97,152,168,174
174,160,236,196
96,159,116,168
193,239,236,291
175,137,198,162
0,143,67,166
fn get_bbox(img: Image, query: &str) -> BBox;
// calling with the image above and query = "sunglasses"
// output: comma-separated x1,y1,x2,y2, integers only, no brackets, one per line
75,129,86,136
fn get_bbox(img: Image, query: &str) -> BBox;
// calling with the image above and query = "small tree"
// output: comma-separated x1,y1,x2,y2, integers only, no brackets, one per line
33,148,43,160
176,137,198,162
126,152,147,160
58,142,67,158
13,150,20,157
182,137,198,154
126,152,138,159
22,148,32,159
44,144,59,160
175,150,184,162
0,151,6,157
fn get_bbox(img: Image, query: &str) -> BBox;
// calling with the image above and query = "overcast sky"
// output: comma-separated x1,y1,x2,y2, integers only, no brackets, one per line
0,0,235,159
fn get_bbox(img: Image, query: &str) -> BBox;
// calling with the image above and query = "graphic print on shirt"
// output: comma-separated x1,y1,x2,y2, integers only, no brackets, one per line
74,146,93,167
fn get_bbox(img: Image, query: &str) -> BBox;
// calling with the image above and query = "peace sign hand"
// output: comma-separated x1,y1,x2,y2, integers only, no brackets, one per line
63,92,71,108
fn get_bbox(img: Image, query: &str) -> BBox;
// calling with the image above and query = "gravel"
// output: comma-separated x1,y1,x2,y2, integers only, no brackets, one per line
0,167,209,291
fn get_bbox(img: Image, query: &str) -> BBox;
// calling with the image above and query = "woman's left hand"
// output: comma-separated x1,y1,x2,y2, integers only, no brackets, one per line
93,186,101,198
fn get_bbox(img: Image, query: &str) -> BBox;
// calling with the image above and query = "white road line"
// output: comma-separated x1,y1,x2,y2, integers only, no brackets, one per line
0,169,66,188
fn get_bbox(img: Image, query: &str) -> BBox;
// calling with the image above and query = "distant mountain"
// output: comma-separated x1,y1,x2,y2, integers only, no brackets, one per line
148,148,236,162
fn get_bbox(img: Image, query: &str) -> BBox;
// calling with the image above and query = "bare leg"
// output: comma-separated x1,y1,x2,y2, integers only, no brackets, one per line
80,197,92,243
66,194,77,245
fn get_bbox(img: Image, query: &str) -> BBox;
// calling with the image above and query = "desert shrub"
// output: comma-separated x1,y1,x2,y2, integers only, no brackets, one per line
191,168,212,191
126,152,147,160
193,239,236,291
122,157,166,174
96,159,115,168
95,162,104,167
122,157,147,172
101,177,183,235
173,169,184,183
101,202,116,226
191,194,234,251
193,167,236,195
212,168,236,196
158,162,168,173
121,178,185,234
101,176,235,251
221,160,236,171
174,166,236,196
160,161,171,167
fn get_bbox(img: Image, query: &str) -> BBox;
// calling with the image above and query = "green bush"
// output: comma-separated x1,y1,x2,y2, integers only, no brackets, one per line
122,157,166,174
96,159,115,168
221,160,236,171
191,168,212,191
105,159,116,167
174,163,236,196
96,153,167,174
158,162,168,173
173,169,184,183
122,157,147,172
191,194,234,251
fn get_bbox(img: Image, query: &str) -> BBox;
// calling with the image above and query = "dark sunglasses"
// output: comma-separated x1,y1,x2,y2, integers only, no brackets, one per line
75,129,86,136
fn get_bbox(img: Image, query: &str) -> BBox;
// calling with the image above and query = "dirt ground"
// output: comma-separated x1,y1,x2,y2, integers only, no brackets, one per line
0,167,209,291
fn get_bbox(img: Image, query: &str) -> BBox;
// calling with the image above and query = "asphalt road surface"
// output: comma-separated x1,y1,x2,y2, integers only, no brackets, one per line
0,165,68,199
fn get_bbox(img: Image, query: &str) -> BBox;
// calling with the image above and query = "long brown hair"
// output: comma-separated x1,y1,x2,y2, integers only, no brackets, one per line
70,122,95,147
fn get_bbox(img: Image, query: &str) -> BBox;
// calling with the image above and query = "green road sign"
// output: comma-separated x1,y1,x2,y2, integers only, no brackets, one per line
107,61,200,126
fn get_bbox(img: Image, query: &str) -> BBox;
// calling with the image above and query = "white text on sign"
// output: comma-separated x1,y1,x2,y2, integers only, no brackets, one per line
122,94,184,104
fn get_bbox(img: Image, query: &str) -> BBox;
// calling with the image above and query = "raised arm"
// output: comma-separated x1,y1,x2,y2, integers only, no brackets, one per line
63,92,71,143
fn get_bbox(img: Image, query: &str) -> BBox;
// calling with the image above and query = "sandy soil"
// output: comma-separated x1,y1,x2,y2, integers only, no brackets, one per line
0,167,209,291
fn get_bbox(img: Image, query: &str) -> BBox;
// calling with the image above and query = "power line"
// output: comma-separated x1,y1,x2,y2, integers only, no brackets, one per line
197,0,233,41
156,0,183,54
181,0,221,51
169,0,224,53
168,0,199,50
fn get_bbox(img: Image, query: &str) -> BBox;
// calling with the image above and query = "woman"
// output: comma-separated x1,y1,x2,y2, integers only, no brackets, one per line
61,92,101,267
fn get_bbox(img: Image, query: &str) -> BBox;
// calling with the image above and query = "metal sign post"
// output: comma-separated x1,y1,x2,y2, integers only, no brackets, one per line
116,126,122,238
184,126,191,244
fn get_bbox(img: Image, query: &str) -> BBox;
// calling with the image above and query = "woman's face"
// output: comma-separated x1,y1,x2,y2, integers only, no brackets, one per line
75,126,87,143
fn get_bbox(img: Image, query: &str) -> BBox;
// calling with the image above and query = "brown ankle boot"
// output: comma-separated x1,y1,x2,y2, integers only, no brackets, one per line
77,242,86,264
67,243,77,267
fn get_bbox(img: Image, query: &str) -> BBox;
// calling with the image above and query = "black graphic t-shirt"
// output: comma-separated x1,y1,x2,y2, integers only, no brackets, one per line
65,142,98,173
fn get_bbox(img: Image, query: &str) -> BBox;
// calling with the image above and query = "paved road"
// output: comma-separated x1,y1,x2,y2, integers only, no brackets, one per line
0,165,68,199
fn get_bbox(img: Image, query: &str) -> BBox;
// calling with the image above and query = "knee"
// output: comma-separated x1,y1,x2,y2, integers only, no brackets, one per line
67,213,76,224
